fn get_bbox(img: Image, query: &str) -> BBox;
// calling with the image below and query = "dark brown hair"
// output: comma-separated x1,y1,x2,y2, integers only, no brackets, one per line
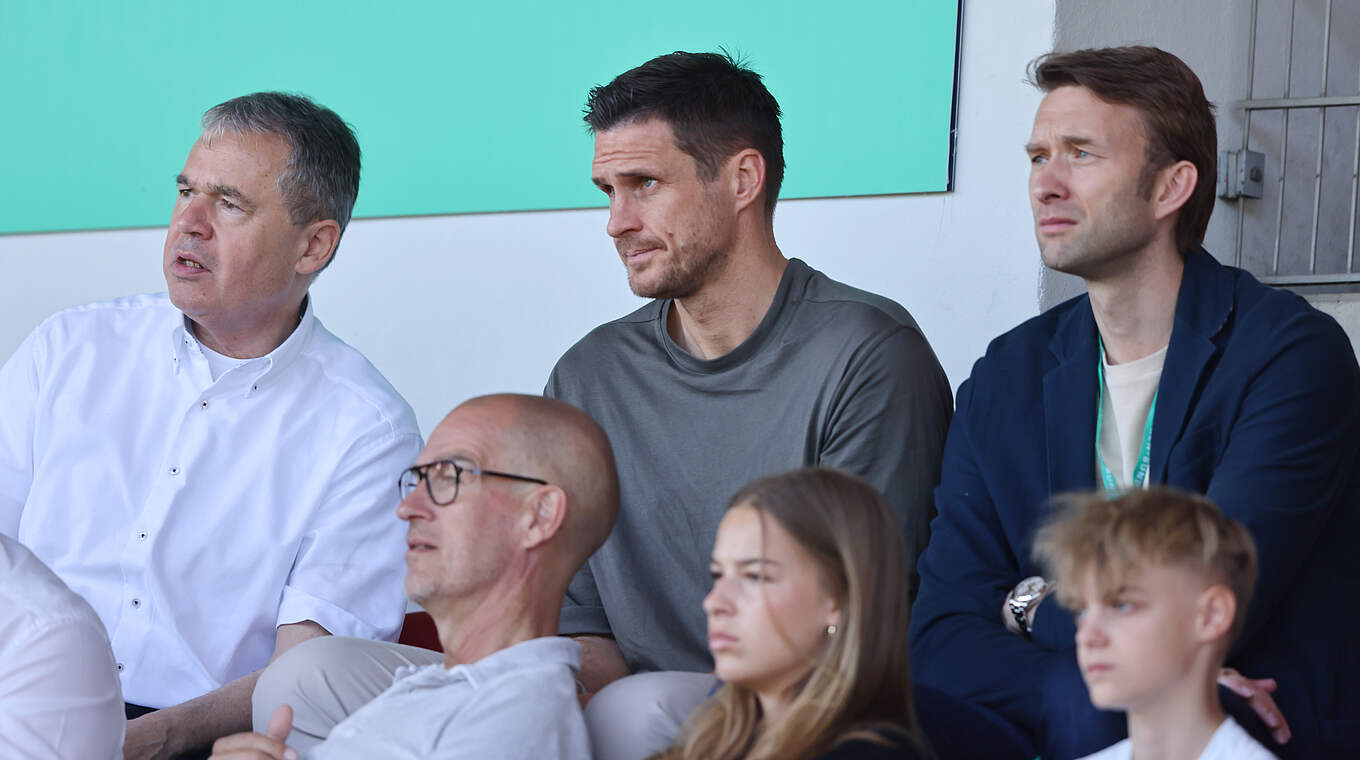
1029,46,1217,255
584,50,784,217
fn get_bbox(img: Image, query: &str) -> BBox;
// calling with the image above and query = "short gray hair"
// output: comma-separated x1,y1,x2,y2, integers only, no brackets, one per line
201,92,361,260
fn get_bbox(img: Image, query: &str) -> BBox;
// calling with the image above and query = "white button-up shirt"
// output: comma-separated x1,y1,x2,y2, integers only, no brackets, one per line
0,533,124,759
0,294,421,707
311,637,590,760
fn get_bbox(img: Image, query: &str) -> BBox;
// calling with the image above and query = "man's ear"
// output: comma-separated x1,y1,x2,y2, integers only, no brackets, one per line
522,486,568,550
296,219,341,276
1152,159,1197,223
1195,584,1236,644
727,148,766,214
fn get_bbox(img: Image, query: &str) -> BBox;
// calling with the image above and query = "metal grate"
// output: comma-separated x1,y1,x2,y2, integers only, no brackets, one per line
1233,0,1360,286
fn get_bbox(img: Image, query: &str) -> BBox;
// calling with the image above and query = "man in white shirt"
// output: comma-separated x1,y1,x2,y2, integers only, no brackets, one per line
212,394,618,760
0,92,421,759
0,532,125,760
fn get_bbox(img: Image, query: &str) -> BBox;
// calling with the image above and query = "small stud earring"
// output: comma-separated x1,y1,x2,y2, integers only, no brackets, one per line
826,623,838,636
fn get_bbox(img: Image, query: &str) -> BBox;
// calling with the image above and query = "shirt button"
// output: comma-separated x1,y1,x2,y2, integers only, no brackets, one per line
117,663,125,672
138,532,148,541
200,400,209,409
131,598,142,608
169,466,180,476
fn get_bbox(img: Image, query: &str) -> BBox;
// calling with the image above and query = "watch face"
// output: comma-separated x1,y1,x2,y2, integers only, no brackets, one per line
1015,576,1047,600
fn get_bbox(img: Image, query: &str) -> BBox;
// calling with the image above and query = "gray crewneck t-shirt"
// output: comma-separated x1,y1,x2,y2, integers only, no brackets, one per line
546,258,952,673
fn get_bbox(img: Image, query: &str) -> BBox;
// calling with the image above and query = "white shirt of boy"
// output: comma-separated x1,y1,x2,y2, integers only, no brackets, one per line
1077,716,1277,760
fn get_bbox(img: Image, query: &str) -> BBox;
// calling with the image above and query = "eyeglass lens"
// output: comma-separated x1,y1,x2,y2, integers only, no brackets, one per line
399,461,462,504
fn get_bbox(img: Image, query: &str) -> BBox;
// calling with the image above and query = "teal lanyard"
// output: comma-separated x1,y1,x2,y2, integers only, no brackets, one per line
1095,337,1157,494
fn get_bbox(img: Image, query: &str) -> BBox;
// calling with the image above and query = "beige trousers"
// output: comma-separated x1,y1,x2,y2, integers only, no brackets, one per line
252,636,443,752
584,670,719,760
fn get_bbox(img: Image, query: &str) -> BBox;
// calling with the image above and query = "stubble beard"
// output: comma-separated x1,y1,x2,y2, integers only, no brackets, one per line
624,241,730,301
1040,188,1158,282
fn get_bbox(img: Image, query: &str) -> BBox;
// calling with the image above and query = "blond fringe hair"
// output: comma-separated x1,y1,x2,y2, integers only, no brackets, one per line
1032,487,1258,642
652,468,932,760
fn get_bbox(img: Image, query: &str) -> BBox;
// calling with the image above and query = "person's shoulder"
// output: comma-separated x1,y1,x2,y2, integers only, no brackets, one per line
1203,717,1278,760
1200,257,1357,382
446,644,589,758
956,291,1084,397
296,318,419,438
988,290,1085,358
567,299,662,350
11,293,174,372
1214,256,1338,329
472,636,581,688
1205,252,1290,311
50,292,173,316
796,261,927,338
32,292,175,341
456,639,585,739
550,299,664,376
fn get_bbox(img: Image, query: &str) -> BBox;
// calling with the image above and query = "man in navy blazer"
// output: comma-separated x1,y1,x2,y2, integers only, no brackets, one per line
909,46,1360,760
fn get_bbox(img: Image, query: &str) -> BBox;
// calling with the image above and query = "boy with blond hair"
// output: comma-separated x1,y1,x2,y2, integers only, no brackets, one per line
1032,487,1276,760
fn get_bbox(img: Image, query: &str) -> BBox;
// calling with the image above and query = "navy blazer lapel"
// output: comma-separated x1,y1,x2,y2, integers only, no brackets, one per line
1044,300,1101,497
1150,251,1232,482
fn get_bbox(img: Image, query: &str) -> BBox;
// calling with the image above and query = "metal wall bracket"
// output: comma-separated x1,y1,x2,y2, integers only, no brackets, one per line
1218,149,1265,199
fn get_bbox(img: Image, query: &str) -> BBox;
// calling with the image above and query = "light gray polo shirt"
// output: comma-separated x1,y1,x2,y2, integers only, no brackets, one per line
308,636,589,759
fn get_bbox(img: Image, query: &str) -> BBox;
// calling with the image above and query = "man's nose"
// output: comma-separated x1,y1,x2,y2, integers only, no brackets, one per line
606,195,641,239
1030,158,1069,204
174,195,213,238
396,484,433,522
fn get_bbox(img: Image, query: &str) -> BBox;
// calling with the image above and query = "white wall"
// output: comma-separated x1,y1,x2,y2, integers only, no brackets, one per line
0,2,1059,438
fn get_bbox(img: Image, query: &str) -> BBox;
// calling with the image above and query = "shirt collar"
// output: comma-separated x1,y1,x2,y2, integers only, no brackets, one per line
169,295,317,397
658,257,809,374
393,636,581,688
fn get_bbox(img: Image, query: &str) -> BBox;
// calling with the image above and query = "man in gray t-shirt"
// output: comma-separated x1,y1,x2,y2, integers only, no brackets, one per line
549,257,949,675
558,51,952,760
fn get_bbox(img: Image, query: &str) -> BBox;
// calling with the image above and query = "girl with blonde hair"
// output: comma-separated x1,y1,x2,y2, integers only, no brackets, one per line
651,467,932,760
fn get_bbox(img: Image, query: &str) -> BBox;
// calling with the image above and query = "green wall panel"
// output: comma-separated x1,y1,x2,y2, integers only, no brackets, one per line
0,1,960,234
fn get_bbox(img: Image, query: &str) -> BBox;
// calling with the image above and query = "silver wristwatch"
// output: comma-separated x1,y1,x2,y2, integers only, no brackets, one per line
1008,576,1051,637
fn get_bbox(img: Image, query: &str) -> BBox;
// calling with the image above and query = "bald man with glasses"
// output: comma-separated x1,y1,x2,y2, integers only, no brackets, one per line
217,394,619,760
